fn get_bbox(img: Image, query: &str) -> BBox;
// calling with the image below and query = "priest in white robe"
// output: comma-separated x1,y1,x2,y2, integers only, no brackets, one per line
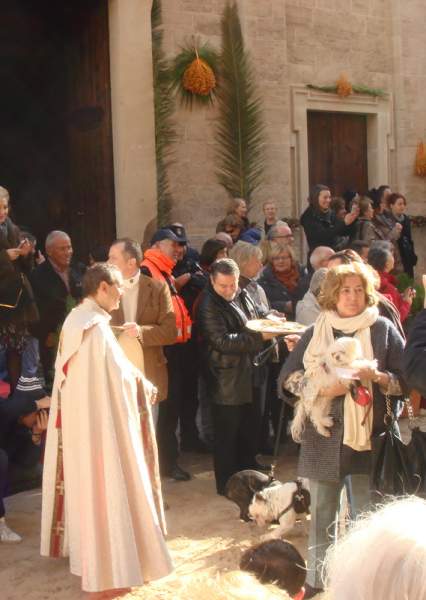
40,263,172,593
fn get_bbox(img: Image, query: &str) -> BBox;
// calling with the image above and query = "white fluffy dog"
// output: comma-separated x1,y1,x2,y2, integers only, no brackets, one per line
248,480,310,540
291,336,377,441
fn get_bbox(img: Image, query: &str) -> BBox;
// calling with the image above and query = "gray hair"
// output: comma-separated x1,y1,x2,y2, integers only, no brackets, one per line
210,258,240,279
324,497,426,600
0,186,10,201
229,241,262,270
266,221,291,241
310,246,335,270
45,230,70,250
370,240,393,253
309,267,328,296
368,245,392,272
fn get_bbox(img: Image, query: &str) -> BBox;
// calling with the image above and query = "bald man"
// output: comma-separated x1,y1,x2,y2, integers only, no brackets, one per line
29,231,85,389
309,246,335,271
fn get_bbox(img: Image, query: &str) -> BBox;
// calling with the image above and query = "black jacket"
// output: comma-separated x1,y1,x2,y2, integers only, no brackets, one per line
0,218,38,326
29,259,85,342
300,205,354,255
198,282,263,405
403,309,426,395
391,213,417,278
258,264,309,319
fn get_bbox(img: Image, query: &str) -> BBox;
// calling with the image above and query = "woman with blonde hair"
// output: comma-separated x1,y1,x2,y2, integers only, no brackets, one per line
278,261,405,598
258,242,309,319
324,497,426,600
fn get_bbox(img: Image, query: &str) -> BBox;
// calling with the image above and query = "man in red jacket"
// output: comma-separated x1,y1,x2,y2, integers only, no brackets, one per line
141,229,192,481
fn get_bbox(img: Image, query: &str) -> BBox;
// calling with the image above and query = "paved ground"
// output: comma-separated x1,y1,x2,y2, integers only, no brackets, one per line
1,415,424,599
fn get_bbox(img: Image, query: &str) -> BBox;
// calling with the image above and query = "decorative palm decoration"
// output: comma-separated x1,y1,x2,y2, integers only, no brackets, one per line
215,2,266,203
170,40,219,108
151,0,176,225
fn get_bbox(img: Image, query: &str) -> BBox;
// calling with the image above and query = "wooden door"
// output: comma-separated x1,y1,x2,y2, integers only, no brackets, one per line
307,111,368,196
0,1,115,261
65,2,116,261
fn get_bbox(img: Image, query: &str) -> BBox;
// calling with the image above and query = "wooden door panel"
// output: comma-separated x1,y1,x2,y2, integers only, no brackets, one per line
308,111,368,197
66,1,116,260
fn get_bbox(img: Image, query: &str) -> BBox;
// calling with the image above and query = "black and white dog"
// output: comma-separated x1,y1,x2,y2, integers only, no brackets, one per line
248,480,311,539
224,469,280,522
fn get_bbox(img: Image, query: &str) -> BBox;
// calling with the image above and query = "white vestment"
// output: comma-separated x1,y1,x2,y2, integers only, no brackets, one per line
40,298,172,592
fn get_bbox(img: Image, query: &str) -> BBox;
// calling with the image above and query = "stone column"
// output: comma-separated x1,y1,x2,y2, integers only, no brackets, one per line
108,0,157,246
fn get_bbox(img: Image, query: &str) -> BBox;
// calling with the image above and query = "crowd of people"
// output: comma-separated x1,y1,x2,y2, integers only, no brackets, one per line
1,181,426,598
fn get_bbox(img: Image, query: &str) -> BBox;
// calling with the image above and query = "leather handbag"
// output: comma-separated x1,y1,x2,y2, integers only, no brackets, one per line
371,396,416,499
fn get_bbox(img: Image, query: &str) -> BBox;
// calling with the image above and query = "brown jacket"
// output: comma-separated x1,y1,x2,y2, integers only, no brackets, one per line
110,274,177,401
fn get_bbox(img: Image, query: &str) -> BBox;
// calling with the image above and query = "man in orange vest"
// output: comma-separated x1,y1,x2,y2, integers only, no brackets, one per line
141,229,192,481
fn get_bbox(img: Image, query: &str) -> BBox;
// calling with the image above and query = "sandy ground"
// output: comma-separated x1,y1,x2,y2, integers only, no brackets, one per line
1,417,422,600
0,443,309,600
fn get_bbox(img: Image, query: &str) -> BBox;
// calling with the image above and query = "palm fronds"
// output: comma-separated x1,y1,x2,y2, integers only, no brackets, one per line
215,1,265,203
151,0,176,225
170,40,219,108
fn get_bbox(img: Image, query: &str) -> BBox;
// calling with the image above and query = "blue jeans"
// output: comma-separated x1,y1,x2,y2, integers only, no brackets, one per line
21,336,40,378
306,475,371,588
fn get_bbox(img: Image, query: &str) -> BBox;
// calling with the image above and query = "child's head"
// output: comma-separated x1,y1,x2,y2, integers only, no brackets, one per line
240,539,306,597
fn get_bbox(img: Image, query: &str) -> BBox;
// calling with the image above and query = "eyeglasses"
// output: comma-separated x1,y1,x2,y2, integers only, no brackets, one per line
272,255,291,261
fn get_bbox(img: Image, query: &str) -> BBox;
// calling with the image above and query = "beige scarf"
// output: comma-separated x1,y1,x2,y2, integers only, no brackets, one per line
303,306,379,451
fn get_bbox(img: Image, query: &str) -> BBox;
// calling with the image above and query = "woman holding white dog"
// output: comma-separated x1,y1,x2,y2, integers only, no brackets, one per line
279,262,405,598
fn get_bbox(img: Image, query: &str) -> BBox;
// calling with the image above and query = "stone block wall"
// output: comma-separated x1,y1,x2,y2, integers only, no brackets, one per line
160,0,426,266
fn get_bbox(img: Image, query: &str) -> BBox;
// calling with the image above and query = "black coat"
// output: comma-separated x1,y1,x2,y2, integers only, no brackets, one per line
257,264,309,319
300,205,354,255
29,259,85,342
0,218,38,326
198,282,263,405
393,214,417,278
403,309,426,396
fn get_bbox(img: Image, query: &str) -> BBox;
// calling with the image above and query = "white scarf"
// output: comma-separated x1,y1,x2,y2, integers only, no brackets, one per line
303,306,379,451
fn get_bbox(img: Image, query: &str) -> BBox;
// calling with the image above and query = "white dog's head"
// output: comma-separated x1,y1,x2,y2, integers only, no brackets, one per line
326,336,362,369
248,492,271,526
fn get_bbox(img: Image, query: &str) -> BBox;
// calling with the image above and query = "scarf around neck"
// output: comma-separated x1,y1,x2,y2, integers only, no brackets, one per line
303,306,379,451
273,263,299,292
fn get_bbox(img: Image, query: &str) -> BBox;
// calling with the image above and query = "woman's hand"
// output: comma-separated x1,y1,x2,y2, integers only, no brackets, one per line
402,287,416,305
393,223,402,238
344,205,360,225
353,365,378,381
6,248,21,261
321,382,348,399
285,334,301,352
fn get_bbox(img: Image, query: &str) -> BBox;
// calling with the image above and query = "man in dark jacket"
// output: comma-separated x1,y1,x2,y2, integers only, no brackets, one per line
29,231,85,390
403,292,426,397
197,258,274,494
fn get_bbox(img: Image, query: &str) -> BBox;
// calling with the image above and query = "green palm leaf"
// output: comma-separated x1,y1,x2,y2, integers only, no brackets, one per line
215,1,266,203
152,0,176,225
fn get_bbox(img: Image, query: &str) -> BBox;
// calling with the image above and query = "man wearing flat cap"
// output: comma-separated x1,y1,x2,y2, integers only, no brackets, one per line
141,228,193,481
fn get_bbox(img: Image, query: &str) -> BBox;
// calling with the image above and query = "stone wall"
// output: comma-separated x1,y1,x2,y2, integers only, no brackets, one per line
160,0,426,268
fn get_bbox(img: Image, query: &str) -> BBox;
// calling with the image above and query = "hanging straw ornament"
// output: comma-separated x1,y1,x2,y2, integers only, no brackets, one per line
415,141,426,176
336,73,353,98
182,49,216,97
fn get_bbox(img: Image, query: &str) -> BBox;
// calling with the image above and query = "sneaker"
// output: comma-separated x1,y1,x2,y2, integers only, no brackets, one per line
0,520,22,543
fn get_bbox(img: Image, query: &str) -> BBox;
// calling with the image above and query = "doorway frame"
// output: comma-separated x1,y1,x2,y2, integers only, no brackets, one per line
290,84,394,219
